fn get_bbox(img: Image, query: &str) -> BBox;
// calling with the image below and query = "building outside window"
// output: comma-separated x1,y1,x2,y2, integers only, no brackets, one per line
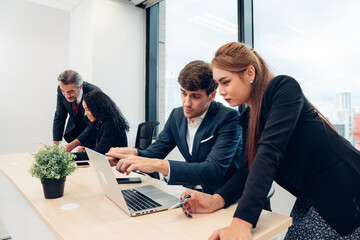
157,0,238,129
254,0,360,149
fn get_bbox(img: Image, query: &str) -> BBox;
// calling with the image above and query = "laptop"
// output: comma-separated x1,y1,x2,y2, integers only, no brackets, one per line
86,148,179,216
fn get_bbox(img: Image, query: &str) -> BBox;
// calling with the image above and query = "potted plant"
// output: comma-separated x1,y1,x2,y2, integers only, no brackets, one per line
29,144,77,199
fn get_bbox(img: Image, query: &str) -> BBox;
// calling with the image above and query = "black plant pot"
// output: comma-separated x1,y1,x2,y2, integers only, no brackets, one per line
41,177,66,199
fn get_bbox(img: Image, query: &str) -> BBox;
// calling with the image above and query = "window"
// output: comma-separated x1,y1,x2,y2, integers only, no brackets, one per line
157,0,238,128
254,0,360,149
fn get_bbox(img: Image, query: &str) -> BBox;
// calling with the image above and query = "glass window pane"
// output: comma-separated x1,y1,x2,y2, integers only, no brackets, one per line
158,0,238,127
254,0,360,149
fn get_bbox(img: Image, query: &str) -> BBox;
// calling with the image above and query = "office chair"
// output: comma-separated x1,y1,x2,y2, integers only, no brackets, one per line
135,121,160,179
135,121,160,150
264,184,275,211
267,184,275,200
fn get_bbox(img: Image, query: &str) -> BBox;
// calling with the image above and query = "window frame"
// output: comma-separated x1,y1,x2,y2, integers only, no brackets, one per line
145,0,254,121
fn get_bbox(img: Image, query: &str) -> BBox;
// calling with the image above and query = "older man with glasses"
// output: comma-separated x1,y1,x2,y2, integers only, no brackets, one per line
53,70,101,152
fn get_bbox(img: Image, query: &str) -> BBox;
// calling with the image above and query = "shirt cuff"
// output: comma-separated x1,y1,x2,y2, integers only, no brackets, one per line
163,161,171,182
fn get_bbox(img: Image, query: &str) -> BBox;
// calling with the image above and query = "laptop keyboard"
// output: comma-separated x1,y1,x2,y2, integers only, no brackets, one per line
121,188,162,212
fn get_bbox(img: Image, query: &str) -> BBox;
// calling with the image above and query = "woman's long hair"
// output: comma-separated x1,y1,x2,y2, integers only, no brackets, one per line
83,90,130,132
212,42,273,167
212,42,337,168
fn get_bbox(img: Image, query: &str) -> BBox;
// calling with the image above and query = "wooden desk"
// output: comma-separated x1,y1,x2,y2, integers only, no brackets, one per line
0,153,291,240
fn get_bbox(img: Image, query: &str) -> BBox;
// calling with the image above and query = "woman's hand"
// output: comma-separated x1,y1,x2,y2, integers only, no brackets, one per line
209,217,253,240
65,139,80,152
77,146,85,152
180,190,225,216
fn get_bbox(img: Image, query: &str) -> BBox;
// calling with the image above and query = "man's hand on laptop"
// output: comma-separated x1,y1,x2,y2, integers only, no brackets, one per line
107,147,138,156
106,147,138,166
105,153,169,176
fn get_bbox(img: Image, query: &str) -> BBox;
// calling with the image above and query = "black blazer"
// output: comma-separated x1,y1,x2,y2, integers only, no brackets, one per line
74,120,128,160
216,75,360,236
53,81,101,144
138,101,244,194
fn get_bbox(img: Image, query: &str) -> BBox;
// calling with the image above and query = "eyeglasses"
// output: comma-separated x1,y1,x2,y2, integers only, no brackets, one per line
61,88,79,96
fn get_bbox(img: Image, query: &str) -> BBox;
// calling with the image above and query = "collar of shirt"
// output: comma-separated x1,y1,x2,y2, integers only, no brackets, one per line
186,110,208,155
187,110,208,125
76,88,83,105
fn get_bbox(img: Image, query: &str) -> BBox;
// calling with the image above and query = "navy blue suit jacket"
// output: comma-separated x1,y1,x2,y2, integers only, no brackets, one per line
138,101,245,194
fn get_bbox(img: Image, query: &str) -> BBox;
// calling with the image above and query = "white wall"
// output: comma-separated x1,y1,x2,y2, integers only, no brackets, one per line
0,0,145,154
92,0,146,146
69,0,94,83
0,0,70,154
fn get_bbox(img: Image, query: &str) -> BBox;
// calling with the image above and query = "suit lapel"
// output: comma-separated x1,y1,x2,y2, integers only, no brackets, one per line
63,99,75,118
78,99,84,117
75,83,87,118
178,115,190,158
191,102,217,161
66,97,84,119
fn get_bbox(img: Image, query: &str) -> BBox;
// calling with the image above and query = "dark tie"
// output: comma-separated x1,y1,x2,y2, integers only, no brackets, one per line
73,101,79,115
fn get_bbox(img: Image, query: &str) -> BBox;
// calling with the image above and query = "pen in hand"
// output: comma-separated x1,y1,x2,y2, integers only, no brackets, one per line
168,198,189,210
168,194,191,210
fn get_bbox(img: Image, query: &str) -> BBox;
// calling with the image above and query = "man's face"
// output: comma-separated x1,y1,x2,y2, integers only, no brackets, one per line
180,87,216,122
59,82,82,102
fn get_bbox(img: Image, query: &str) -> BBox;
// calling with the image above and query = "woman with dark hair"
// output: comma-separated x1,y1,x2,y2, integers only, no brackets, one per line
180,42,360,239
74,90,129,160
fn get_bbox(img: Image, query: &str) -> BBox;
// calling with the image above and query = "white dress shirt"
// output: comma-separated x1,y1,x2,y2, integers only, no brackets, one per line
76,88,83,105
164,110,208,183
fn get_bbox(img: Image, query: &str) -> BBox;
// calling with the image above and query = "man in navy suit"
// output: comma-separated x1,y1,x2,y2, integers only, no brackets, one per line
53,70,101,152
106,60,244,194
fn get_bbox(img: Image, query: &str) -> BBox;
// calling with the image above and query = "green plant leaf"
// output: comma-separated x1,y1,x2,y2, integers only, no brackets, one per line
29,144,77,180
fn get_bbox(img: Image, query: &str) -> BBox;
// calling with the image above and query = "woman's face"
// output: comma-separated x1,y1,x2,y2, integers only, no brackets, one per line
82,101,96,122
212,66,254,107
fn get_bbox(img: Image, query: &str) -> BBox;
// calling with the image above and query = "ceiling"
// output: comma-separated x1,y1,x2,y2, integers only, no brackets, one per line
27,0,159,11
28,0,84,11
